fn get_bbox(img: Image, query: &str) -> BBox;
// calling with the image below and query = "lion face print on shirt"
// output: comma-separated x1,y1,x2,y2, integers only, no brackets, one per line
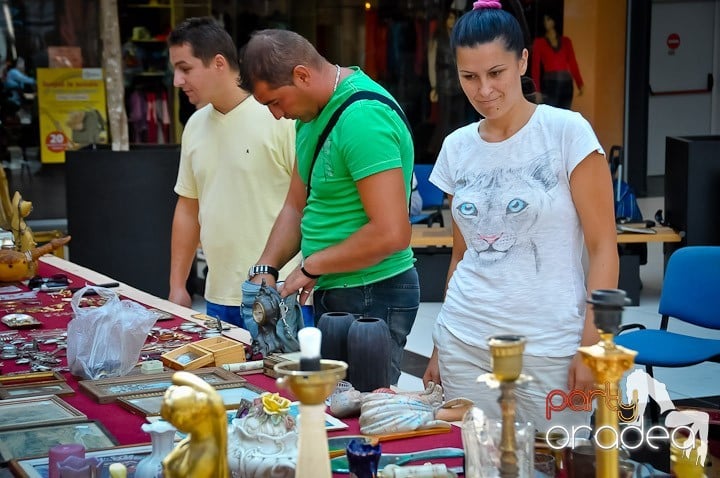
453,153,560,273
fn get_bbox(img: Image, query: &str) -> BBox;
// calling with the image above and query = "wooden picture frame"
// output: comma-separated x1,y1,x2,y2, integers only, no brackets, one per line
0,371,64,386
8,444,152,478
0,396,86,431
0,420,118,463
0,380,75,400
118,381,266,417
78,367,246,403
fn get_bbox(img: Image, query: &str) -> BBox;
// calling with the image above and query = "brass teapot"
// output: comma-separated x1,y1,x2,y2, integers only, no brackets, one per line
0,236,71,282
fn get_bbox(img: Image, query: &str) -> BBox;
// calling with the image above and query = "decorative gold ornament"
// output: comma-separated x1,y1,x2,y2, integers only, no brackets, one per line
160,371,229,478
579,289,637,478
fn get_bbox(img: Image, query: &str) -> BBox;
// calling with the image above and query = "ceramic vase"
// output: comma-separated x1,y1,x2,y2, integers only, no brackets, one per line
316,312,356,364
346,438,382,478
346,317,391,392
134,420,177,478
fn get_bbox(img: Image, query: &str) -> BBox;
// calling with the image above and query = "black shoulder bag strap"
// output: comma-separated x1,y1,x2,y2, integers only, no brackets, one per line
306,91,412,198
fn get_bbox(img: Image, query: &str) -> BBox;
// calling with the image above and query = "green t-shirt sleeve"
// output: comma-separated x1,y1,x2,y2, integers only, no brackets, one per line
336,102,406,181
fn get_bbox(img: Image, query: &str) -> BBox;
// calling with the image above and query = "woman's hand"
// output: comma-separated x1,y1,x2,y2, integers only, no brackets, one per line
567,352,595,392
423,347,442,388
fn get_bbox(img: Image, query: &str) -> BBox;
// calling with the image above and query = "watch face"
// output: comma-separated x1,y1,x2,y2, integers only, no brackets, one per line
252,302,266,324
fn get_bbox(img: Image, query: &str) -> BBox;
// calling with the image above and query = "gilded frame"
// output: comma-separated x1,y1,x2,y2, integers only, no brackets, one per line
78,367,246,403
0,371,64,386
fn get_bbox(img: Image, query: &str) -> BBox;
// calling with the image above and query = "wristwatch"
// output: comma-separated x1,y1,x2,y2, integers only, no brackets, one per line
247,265,279,281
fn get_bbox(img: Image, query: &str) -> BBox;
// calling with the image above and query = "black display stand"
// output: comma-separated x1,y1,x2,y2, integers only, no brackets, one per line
413,247,450,302
664,136,720,261
66,145,180,298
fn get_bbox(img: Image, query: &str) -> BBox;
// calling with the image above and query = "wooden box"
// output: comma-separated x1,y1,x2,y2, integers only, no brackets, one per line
263,352,301,378
194,337,246,366
161,344,214,371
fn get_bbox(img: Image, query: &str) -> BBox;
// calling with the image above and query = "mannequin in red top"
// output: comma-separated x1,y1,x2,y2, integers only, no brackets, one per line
531,13,583,109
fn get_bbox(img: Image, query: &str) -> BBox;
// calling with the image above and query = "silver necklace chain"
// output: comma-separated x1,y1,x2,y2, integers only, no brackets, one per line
332,64,341,92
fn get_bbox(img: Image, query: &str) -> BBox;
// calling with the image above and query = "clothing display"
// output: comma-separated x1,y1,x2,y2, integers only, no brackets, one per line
427,14,467,156
128,89,171,144
174,97,295,306
531,36,583,109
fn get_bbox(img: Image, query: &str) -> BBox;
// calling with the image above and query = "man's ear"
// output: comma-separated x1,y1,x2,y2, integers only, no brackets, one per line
213,53,227,71
292,65,311,87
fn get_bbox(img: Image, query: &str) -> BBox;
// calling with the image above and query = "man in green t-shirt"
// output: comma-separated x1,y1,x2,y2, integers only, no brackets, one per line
240,29,419,386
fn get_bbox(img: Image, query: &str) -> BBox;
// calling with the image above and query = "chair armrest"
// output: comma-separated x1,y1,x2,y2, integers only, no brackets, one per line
617,323,646,334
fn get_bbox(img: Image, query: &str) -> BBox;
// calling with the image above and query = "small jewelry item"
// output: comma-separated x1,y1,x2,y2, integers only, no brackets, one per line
333,64,341,92
300,258,321,280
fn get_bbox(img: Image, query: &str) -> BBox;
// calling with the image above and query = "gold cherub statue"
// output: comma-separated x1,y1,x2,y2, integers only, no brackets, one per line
160,371,229,478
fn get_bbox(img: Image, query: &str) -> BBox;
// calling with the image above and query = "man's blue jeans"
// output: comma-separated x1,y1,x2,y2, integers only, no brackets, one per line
313,267,420,385
206,301,247,330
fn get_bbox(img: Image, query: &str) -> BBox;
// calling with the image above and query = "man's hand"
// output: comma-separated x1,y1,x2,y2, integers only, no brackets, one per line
168,287,192,308
279,267,317,305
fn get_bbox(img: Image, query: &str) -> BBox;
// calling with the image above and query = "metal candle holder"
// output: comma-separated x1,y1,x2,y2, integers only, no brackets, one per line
578,289,637,478
275,359,348,478
478,335,528,478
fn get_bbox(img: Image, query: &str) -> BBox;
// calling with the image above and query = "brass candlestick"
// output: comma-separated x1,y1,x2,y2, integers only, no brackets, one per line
477,335,528,478
578,289,637,478
275,359,348,478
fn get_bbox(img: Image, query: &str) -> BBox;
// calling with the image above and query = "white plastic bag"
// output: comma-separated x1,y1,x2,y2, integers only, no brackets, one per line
67,286,156,380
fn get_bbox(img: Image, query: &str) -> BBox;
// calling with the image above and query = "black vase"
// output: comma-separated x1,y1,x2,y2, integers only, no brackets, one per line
316,312,356,364
347,317,391,392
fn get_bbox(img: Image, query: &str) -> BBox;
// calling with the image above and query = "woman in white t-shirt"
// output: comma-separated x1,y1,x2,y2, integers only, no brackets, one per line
422,0,618,432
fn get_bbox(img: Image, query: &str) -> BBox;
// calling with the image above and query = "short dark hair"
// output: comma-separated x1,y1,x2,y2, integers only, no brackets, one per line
451,7,525,58
168,17,239,71
239,29,324,92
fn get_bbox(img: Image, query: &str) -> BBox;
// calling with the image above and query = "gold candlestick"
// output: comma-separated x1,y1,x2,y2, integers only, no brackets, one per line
481,335,528,478
275,359,348,478
579,289,636,478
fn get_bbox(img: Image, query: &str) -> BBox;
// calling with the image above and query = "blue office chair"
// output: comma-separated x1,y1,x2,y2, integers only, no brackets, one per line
410,164,445,227
615,246,720,378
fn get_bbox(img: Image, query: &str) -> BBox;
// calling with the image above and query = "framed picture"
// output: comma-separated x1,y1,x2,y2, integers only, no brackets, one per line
0,420,118,463
0,380,75,400
0,371,64,386
0,396,86,431
78,367,246,403
8,444,152,478
118,382,266,417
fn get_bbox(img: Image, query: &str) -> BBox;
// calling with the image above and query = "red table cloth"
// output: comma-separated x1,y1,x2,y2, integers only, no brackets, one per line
0,257,464,475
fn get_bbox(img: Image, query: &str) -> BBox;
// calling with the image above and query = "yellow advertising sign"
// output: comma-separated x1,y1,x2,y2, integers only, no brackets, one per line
36,68,108,163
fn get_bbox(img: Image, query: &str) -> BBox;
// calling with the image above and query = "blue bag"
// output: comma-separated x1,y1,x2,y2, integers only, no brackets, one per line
609,145,643,222
613,179,643,222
